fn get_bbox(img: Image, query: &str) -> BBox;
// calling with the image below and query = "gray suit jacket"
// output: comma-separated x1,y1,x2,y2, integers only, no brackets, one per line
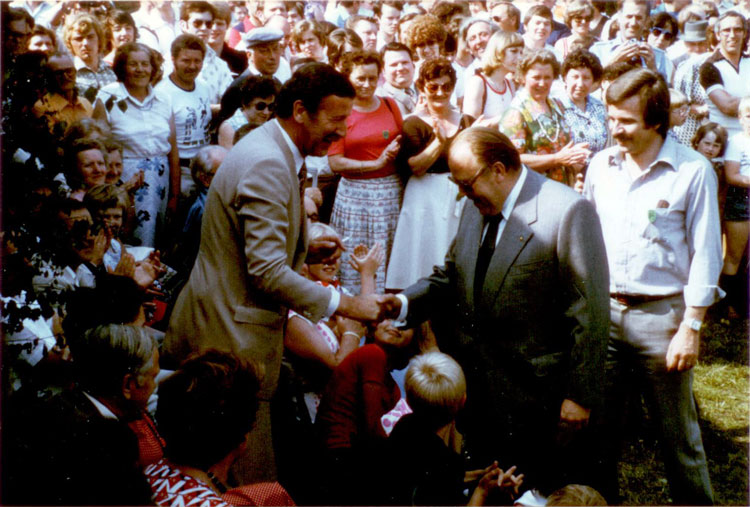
165,120,331,398
403,169,610,412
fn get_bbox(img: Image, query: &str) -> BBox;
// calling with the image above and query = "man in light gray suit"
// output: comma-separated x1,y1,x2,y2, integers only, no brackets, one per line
388,127,610,496
166,63,389,484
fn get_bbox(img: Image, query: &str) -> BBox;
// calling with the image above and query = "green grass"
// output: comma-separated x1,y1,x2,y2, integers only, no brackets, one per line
617,314,749,505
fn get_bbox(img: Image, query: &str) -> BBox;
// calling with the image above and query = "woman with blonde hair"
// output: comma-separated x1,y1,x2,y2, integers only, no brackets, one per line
462,30,523,120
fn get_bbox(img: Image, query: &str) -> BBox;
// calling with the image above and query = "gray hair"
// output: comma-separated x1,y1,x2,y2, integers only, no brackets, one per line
74,324,156,397
190,145,227,187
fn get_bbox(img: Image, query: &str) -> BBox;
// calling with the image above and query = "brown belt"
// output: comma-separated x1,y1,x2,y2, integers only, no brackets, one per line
610,293,679,306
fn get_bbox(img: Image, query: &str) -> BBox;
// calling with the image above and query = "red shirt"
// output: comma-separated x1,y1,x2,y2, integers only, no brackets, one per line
328,97,402,180
316,344,401,449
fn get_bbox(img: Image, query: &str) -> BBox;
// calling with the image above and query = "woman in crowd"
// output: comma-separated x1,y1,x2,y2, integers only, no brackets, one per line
218,75,279,148
387,58,473,290
646,12,679,52
63,12,117,102
62,138,108,201
28,24,57,55
94,42,179,249
103,11,138,66
558,49,608,161
462,31,522,121
291,20,328,62
328,50,403,293
404,14,448,66
500,50,589,187
554,0,596,61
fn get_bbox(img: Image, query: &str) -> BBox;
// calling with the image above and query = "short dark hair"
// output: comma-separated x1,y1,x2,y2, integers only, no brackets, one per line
606,68,670,138
562,49,603,82
518,49,560,80
453,127,521,173
380,41,414,62
107,10,138,40
431,1,468,25
691,122,728,157
339,49,383,76
179,1,215,21
30,24,57,49
113,42,160,82
601,61,636,83
276,63,355,119
5,7,34,29
171,33,206,59
523,4,553,25
415,57,456,92
327,28,363,66
376,0,405,16
156,350,261,470
345,14,378,31
647,12,678,36
239,74,280,107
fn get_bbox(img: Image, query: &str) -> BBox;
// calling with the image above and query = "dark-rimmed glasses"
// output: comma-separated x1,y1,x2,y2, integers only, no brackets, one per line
448,164,489,193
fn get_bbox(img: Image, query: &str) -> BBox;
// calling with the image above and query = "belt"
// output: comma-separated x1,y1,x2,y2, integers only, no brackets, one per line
610,293,679,306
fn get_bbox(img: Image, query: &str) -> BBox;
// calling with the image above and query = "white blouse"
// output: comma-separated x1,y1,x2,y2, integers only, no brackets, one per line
96,82,172,159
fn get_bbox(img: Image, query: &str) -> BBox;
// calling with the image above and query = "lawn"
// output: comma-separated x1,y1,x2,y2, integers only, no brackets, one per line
617,312,749,505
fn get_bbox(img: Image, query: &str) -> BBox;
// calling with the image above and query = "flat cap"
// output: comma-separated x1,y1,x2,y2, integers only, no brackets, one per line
243,27,284,48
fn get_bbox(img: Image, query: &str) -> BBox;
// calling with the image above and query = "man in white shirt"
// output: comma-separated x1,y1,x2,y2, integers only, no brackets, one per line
584,68,720,505
155,34,212,199
177,2,234,106
376,1,402,50
347,14,379,52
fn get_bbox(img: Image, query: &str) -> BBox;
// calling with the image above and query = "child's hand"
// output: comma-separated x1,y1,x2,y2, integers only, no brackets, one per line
124,170,145,193
349,242,384,277
469,462,524,505
112,251,136,277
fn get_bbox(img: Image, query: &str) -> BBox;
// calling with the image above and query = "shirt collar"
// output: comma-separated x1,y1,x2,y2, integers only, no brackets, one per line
382,82,415,97
118,82,157,107
608,135,678,173
73,55,96,72
501,165,528,219
272,118,305,174
83,392,119,420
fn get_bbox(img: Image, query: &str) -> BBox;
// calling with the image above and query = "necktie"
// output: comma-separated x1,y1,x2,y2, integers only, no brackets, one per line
474,214,502,301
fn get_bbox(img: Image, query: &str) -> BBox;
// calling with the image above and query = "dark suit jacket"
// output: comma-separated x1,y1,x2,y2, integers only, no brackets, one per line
220,43,249,76
402,170,609,464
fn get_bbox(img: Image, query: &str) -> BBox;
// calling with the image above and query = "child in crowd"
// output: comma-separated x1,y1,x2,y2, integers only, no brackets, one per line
383,351,524,506
83,184,129,272
103,137,143,194
544,484,608,505
692,122,729,219
315,319,421,505
668,88,688,144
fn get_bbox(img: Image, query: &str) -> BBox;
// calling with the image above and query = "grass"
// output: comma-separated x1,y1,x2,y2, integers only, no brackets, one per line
617,313,749,505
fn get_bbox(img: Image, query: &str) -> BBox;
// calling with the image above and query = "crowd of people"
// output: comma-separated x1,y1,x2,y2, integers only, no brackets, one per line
1,0,748,506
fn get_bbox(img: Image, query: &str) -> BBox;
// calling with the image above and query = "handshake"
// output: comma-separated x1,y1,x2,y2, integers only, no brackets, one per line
337,293,404,323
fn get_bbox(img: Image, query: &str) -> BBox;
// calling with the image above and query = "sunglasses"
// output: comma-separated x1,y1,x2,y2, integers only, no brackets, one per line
191,19,214,28
424,82,454,94
252,101,275,111
650,26,675,40
448,164,489,192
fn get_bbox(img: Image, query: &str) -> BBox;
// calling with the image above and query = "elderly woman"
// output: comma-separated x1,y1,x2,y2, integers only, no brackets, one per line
463,31,522,120
218,75,280,148
93,42,179,249
554,0,596,61
387,58,474,290
500,50,589,186
62,137,108,201
291,19,328,62
558,49,608,159
103,10,138,66
329,50,403,294
63,12,117,102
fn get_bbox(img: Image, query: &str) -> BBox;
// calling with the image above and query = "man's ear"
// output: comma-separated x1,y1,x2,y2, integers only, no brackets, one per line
292,99,308,123
492,160,509,177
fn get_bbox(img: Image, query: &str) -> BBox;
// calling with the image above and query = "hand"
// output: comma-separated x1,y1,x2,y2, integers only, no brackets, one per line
377,135,402,168
112,251,136,277
610,40,642,64
559,398,591,430
470,462,524,504
557,141,591,169
349,242,384,277
473,114,501,130
337,293,402,321
133,251,163,288
666,324,699,371
124,170,145,193
307,234,346,264
304,186,323,207
638,44,656,69
335,315,365,340
81,229,108,266
431,117,447,143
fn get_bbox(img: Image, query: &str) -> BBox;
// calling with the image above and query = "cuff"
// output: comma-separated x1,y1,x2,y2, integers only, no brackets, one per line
684,284,726,308
394,294,409,326
705,84,725,96
323,288,340,319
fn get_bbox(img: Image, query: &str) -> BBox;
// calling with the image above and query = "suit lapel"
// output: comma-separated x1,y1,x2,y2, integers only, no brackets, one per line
461,205,485,309
481,171,541,306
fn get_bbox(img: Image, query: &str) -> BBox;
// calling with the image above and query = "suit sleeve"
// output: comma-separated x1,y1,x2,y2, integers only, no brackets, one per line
558,198,610,408
236,154,331,322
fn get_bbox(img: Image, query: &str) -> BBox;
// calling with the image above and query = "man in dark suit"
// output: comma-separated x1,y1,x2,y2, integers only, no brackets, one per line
388,128,610,496
166,63,390,484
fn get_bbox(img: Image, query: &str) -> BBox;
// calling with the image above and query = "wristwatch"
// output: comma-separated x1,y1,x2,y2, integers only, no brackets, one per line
682,318,703,331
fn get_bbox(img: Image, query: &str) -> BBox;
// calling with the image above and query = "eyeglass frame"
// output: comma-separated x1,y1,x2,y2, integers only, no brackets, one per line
424,81,455,94
448,163,493,193
650,26,675,41
251,100,275,112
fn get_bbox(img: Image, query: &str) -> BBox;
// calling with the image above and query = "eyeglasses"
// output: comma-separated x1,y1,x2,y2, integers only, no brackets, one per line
190,19,214,28
448,164,489,192
252,101,275,111
650,26,675,41
424,82,454,94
